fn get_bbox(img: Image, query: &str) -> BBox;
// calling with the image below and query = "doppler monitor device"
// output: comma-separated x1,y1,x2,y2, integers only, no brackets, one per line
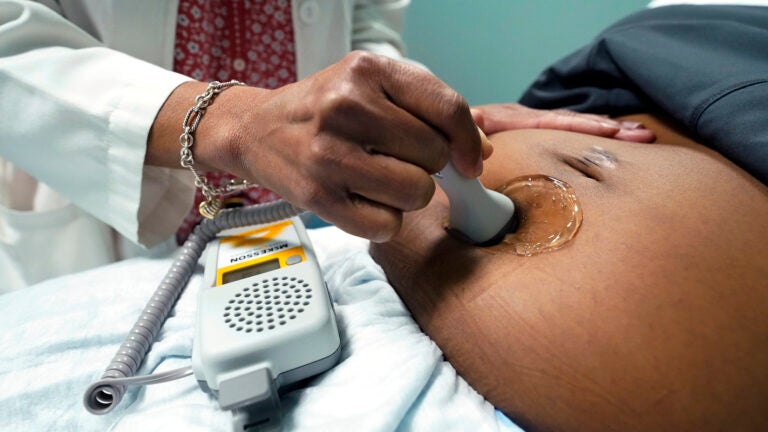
192,216,341,430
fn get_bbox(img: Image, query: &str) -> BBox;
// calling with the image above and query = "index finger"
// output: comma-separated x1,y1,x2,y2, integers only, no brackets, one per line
370,54,483,178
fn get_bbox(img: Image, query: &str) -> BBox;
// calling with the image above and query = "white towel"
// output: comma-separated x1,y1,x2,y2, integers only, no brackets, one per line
0,226,521,431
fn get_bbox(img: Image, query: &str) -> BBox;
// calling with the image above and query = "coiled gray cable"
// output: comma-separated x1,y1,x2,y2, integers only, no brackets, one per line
84,200,303,415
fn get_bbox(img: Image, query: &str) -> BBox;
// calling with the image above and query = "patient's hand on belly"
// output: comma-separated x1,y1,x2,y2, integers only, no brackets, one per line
370,115,768,432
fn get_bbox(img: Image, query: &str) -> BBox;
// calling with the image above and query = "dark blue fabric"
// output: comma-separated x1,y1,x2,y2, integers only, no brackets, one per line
520,5,768,184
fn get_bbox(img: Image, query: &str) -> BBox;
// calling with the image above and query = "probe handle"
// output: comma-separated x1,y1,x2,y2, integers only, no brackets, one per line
433,162,515,245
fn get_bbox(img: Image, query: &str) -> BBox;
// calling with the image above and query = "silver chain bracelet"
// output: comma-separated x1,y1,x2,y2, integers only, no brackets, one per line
179,80,253,219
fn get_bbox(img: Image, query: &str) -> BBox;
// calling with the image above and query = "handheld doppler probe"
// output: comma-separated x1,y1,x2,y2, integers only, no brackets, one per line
432,132,517,246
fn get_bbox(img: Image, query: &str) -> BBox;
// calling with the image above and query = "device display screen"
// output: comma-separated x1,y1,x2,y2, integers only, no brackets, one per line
222,258,281,284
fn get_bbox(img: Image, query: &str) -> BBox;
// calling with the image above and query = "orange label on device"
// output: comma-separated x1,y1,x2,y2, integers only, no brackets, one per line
215,220,305,285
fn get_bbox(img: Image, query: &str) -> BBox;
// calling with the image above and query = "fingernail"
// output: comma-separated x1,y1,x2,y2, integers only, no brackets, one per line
599,119,621,128
620,121,644,129
475,127,488,175
615,128,656,143
474,159,484,177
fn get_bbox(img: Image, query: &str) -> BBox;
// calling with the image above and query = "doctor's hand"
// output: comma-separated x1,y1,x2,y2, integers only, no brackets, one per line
148,51,483,242
471,103,656,143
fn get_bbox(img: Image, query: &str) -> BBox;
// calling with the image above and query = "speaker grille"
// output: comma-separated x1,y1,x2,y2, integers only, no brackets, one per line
222,275,313,333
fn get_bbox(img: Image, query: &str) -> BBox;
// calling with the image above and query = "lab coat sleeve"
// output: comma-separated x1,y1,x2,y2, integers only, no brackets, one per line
352,0,425,68
0,0,195,247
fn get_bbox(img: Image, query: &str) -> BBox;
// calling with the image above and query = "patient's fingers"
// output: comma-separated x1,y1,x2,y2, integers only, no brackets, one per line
550,111,655,143
471,103,656,143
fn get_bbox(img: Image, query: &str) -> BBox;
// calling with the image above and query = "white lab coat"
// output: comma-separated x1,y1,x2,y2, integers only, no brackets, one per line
0,0,412,291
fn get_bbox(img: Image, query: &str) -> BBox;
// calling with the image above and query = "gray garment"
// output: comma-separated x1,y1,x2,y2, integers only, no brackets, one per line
520,5,768,184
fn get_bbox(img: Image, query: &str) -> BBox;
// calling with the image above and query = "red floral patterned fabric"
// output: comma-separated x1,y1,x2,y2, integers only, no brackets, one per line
173,0,297,243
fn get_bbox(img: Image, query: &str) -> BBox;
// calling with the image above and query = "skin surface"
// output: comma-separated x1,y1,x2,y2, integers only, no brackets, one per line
370,114,768,431
145,51,653,243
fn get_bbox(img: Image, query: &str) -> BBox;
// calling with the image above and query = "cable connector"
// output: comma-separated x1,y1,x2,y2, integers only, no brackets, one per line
218,367,282,431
